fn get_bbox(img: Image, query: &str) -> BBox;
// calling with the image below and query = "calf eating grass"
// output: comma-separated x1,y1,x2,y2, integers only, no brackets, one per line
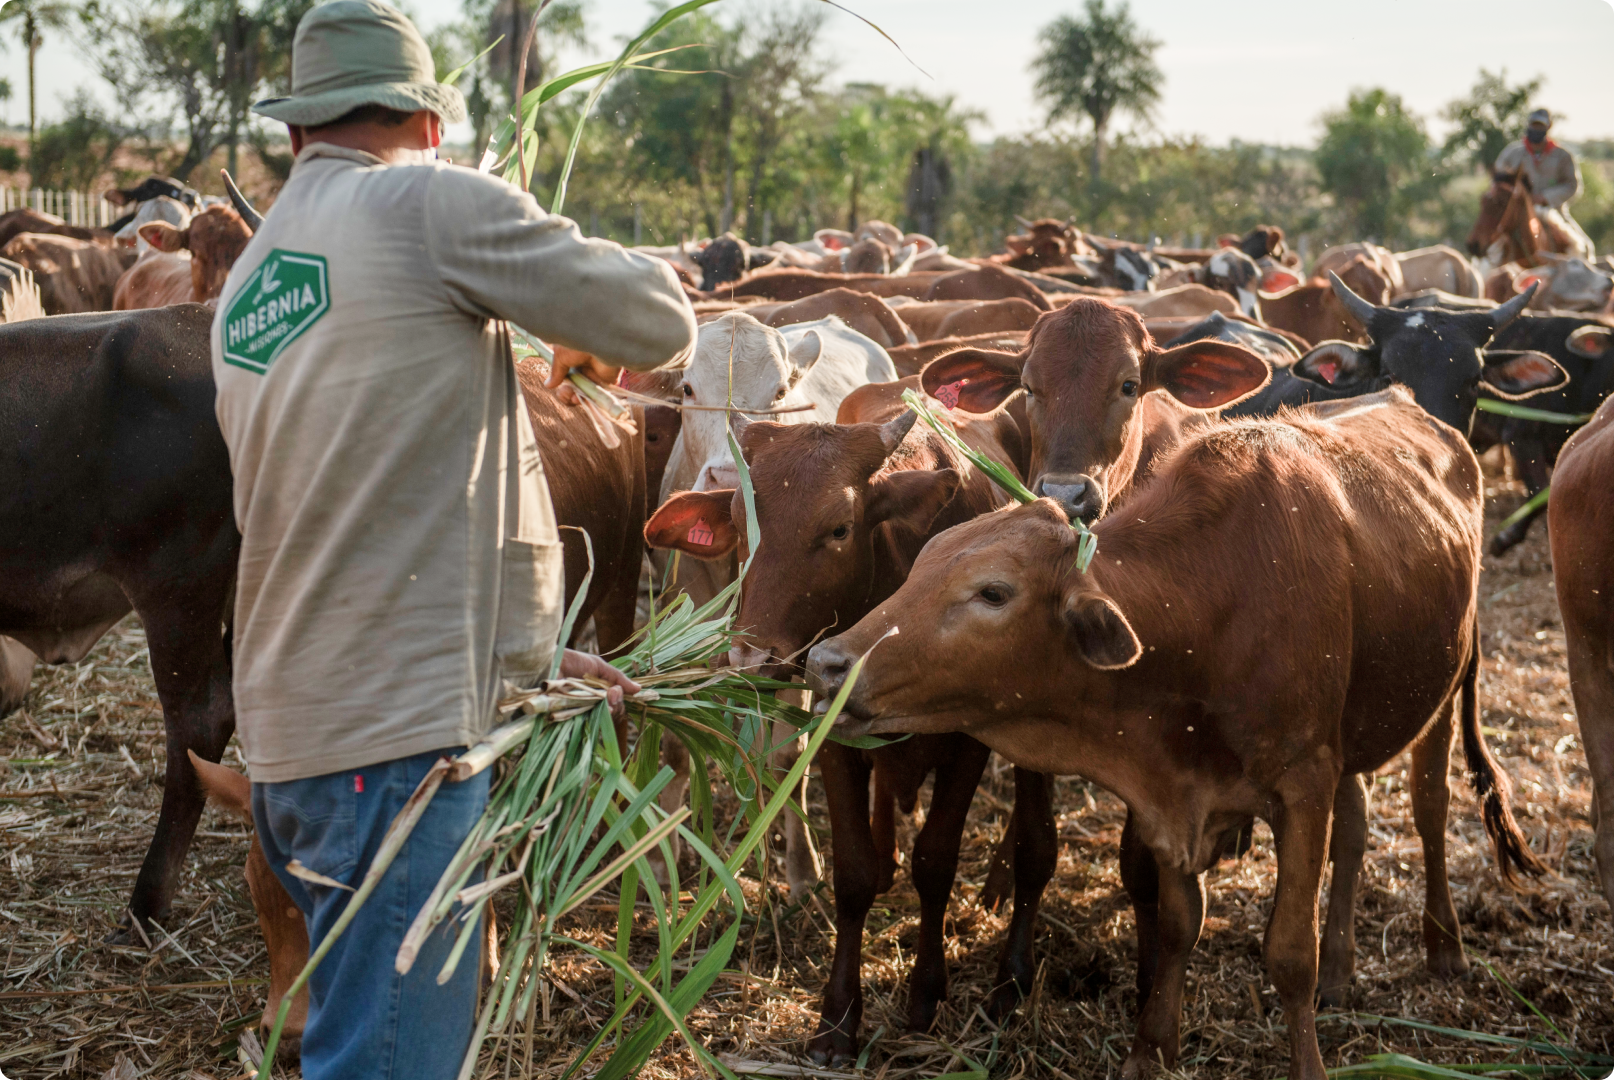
645,381,1051,1064
808,389,1541,1080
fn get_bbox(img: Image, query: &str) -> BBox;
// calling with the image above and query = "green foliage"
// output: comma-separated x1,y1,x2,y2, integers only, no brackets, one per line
0,146,20,172
1315,87,1444,246
1442,68,1543,175
1032,0,1162,177
1573,160,1614,254
28,92,126,189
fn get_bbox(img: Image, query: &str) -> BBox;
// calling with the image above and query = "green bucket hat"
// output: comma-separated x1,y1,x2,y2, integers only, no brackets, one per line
253,0,466,127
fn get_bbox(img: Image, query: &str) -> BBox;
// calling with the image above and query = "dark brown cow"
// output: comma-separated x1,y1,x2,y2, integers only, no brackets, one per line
917,298,1269,524
998,216,1086,271
1258,255,1391,346
924,263,1051,309
190,751,310,1063
0,208,114,249
644,380,1049,1064
745,287,914,348
1547,391,1614,911
2,233,136,314
807,389,1541,1080
131,207,255,306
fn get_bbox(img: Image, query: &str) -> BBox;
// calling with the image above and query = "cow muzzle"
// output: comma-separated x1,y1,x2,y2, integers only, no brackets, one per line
1035,473,1105,525
805,639,856,704
695,461,741,492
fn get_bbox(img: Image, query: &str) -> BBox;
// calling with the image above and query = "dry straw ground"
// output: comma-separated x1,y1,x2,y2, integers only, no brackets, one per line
2,453,1609,1079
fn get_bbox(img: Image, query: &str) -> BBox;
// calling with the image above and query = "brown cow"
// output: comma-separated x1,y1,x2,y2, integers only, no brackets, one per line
887,331,1028,377
0,208,113,250
1313,242,1405,296
916,298,1269,524
744,287,915,348
807,389,1541,1080
1,233,135,314
113,251,195,310
716,268,940,303
132,207,255,306
1547,387,1614,911
1258,256,1391,346
998,216,1087,271
188,751,310,1063
896,298,1043,342
924,263,1051,309
645,382,1050,1064
1112,283,1238,319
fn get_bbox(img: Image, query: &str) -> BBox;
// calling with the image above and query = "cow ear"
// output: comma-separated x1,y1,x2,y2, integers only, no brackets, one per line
186,749,253,825
1296,340,1370,387
644,490,739,558
140,222,188,253
1568,325,1612,359
1147,339,1270,409
1062,591,1141,670
920,347,1026,413
788,329,823,378
1259,266,1301,293
1481,350,1569,399
1003,236,1031,255
865,468,961,534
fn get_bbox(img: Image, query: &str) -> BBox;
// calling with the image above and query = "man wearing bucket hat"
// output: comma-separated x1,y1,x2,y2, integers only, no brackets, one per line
209,2,696,1076
1495,107,1594,257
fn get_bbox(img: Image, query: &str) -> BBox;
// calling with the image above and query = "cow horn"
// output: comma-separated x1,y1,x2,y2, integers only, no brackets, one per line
220,170,263,233
728,410,754,441
1327,270,1379,328
1488,281,1539,331
877,408,918,456
1013,214,1035,230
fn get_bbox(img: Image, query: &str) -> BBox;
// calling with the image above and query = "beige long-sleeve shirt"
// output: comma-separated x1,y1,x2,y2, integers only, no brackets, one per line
211,144,695,782
1495,140,1582,210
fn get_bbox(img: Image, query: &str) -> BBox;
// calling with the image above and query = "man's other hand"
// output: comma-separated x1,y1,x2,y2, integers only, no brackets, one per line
548,345,624,406
558,649,641,717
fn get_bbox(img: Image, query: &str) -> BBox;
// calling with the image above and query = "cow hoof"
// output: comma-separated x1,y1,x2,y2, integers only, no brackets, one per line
103,919,151,947
806,1024,857,1067
1426,950,1471,979
1316,982,1351,1010
906,994,941,1034
273,1033,303,1066
985,979,1026,1021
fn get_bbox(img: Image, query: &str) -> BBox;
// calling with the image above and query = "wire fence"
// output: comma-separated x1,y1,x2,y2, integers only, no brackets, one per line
0,188,121,228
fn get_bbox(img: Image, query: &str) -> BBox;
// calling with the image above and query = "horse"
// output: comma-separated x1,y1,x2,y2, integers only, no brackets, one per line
1468,169,1581,269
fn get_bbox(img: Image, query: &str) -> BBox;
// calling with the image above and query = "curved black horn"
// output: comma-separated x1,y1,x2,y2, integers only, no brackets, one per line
1488,282,1539,331
220,169,264,233
1327,270,1379,328
877,407,919,456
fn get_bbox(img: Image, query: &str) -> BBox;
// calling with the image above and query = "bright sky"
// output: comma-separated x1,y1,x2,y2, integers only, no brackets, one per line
8,0,1613,147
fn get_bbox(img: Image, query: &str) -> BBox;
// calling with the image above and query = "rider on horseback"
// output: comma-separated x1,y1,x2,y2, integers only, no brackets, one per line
1495,108,1593,257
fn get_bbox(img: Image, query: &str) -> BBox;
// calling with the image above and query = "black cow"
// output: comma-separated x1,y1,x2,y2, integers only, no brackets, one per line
1224,274,1566,431
105,176,204,231
1477,315,1614,554
1087,236,1162,292
0,305,238,942
688,232,777,292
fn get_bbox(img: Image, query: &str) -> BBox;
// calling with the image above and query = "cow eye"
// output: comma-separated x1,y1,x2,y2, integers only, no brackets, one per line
682,384,694,398
1121,379,1139,398
831,524,850,541
774,386,788,401
978,584,1010,606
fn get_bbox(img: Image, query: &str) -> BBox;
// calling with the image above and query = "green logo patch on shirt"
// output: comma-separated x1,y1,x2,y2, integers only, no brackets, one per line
222,249,331,374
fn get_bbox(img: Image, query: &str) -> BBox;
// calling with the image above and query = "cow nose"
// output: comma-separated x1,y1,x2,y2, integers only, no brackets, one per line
696,462,740,491
727,642,771,673
806,639,855,701
1036,474,1105,525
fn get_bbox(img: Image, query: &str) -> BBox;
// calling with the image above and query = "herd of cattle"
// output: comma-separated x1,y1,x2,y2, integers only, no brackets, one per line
3,173,1613,1077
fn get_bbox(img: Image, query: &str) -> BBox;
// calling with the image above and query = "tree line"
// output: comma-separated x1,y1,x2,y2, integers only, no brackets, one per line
5,0,1610,257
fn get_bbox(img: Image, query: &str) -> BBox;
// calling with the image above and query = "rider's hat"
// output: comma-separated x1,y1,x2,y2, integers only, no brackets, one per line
1528,108,1552,127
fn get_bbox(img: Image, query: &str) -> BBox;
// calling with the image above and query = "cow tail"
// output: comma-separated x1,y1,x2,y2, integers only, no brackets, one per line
1459,627,1547,881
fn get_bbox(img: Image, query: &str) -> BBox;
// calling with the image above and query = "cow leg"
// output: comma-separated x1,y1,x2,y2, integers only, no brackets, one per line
1118,810,1161,1003
1120,862,1204,1079
773,689,822,900
978,800,1016,912
1317,772,1368,1007
1490,430,1552,555
906,735,991,1034
1411,700,1468,977
590,560,641,657
114,597,235,942
646,731,691,889
870,762,898,895
246,836,310,1062
1262,787,1333,1080
809,742,878,1067
986,767,1056,1020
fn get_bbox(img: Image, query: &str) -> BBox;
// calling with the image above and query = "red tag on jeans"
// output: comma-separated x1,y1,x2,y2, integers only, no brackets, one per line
354,774,364,794
688,519,715,546
934,381,962,410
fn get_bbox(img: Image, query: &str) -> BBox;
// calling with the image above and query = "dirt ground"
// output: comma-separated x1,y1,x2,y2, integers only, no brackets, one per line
1,453,1609,1079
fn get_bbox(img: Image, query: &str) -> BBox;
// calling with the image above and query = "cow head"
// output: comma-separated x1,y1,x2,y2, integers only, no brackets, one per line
855,219,903,247
663,312,822,500
689,233,751,292
1194,248,1263,317
1515,254,1614,312
843,237,892,275
1090,238,1159,293
1293,273,1566,434
1238,225,1286,261
1003,216,1083,269
920,299,1268,524
140,206,254,304
114,196,193,252
805,498,1125,740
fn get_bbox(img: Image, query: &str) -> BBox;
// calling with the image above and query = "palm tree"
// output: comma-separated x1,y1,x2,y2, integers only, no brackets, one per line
1032,0,1163,183
0,0,76,148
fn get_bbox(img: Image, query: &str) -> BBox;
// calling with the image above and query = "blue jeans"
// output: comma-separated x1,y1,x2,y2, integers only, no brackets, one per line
253,747,490,1080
